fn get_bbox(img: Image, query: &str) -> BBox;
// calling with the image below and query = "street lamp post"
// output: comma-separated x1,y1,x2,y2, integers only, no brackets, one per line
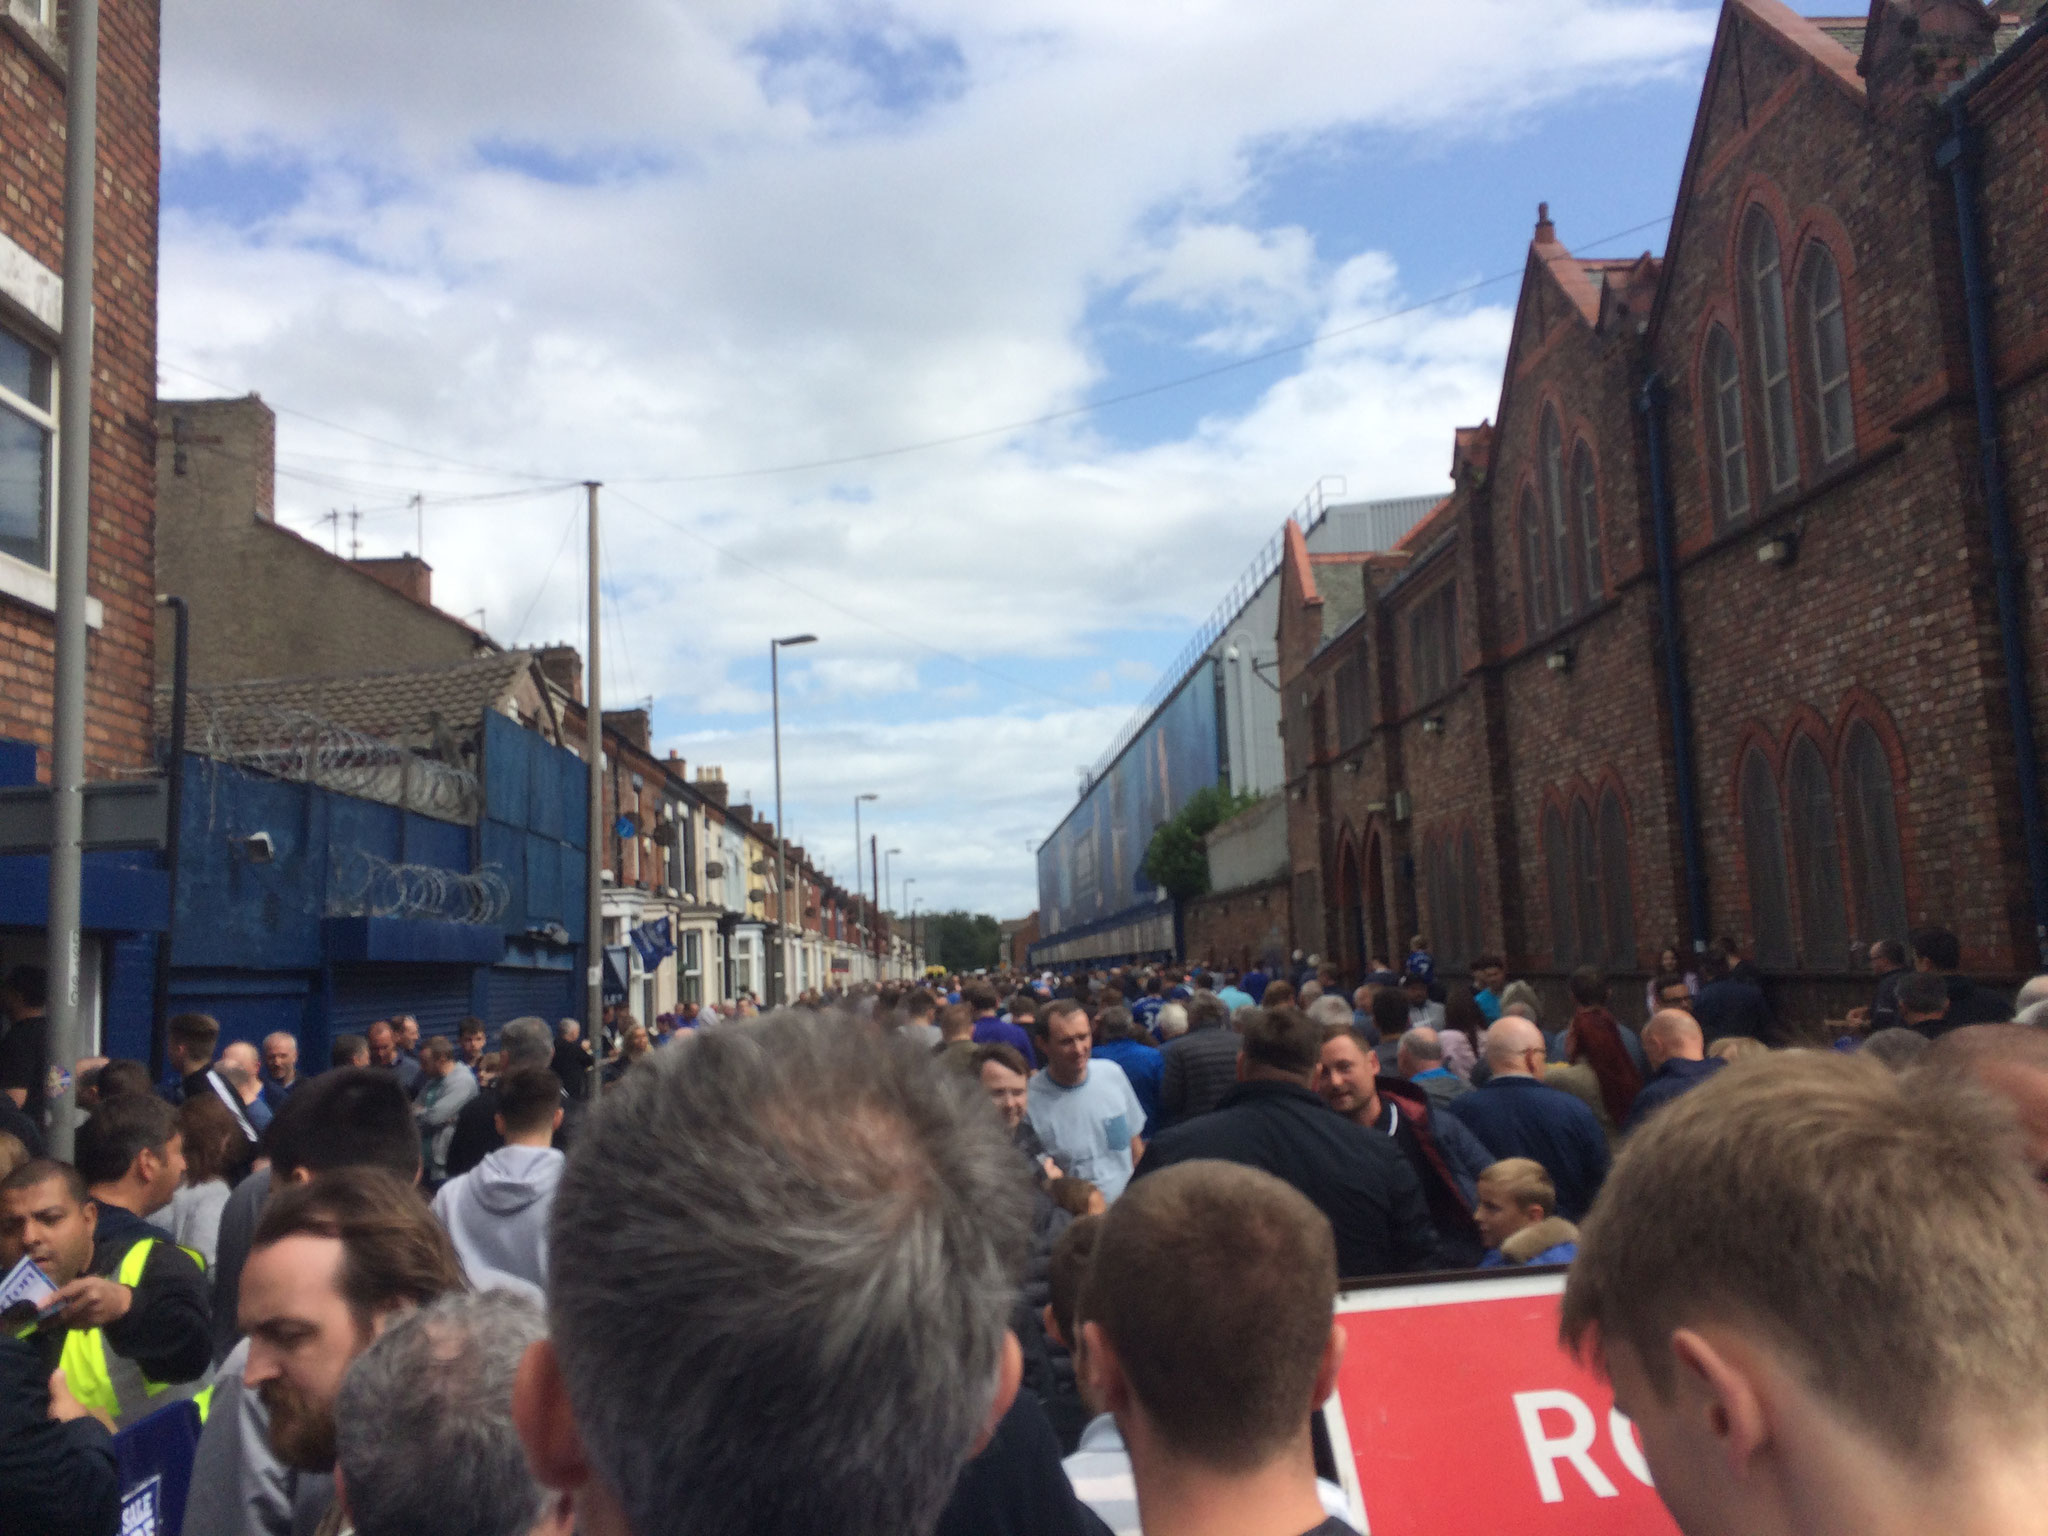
854,793,877,981
770,633,817,1005
1225,644,1257,797
903,878,916,976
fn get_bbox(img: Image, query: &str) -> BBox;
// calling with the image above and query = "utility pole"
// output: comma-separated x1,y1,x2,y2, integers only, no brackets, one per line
44,0,100,1160
412,492,424,562
348,507,360,560
584,481,604,1105
854,793,876,980
769,633,816,1005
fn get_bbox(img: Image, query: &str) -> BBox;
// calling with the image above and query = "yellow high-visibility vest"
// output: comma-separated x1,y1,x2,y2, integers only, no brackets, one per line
47,1237,211,1430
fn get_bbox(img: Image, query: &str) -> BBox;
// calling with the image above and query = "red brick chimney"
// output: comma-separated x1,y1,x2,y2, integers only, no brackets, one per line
350,555,433,607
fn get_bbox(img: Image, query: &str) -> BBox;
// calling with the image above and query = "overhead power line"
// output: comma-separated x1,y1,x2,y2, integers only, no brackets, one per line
606,489,1099,713
156,212,1674,492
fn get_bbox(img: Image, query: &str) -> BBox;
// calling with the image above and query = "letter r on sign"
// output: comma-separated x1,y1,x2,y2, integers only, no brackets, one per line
1513,1390,1620,1503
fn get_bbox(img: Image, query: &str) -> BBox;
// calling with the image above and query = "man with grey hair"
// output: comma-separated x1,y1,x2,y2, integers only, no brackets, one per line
2014,974,2048,1025
337,1291,569,1536
446,1018,567,1181
260,1030,300,1113
1157,990,1239,1128
1395,1026,1469,1109
514,1010,1035,1536
1304,994,1353,1034
1154,1002,1188,1041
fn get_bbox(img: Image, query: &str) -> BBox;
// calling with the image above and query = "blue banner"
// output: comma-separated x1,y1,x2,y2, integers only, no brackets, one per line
115,1398,202,1536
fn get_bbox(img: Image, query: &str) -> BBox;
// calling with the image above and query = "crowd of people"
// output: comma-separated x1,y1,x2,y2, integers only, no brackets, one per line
0,918,2044,1536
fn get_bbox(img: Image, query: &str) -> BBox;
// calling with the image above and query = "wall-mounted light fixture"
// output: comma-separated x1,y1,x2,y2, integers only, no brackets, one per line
1392,789,1412,822
1420,716,1446,735
1756,531,1799,567
1546,645,1574,674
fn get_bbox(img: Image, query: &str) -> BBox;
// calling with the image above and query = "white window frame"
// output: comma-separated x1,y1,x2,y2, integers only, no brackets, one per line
1541,411,1574,621
1804,248,1855,466
1743,214,1800,494
0,230,93,623
1707,327,1751,525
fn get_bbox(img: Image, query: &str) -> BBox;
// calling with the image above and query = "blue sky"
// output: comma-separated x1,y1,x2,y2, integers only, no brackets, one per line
154,0,1868,918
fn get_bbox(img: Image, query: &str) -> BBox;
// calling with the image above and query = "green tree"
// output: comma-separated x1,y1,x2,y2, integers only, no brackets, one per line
922,909,1003,972
1141,785,1260,903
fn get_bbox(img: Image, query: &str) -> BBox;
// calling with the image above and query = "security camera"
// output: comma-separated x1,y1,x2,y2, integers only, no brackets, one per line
243,831,275,864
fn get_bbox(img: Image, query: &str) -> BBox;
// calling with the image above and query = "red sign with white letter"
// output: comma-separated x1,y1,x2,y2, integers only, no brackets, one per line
1323,1271,1681,1535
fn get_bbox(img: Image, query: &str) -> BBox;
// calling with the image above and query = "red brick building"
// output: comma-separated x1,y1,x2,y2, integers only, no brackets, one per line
1280,0,2048,1023
0,3,167,1012
0,2,161,775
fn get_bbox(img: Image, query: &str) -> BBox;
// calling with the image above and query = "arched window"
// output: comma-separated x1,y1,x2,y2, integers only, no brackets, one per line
1740,746,1796,969
1425,833,1453,971
1741,210,1800,494
1787,736,1849,969
1705,325,1751,526
1521,486,1550,639
1573,440,1603,602
1544,804,1576,967
1800,244,1854,466
1841,720,1908,945
1543,409,1575,621
1598,787,1635,968
1458,827,1483,968
1570,798,1602,968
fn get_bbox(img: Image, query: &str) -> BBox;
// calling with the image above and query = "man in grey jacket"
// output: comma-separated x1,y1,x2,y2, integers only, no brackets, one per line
414,1037,478,1186
185,1071,421,1536
431,1067,564,1294
1156,991,1243,1129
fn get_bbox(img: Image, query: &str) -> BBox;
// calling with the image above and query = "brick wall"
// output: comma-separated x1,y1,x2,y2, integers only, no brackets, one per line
1184,877,1290,974
1278,3,2048,1019
0,2,161,778
154,395,493,686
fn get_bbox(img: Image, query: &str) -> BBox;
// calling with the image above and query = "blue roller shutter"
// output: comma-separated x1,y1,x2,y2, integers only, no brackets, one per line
484,966,577,1031
328,964,476,1043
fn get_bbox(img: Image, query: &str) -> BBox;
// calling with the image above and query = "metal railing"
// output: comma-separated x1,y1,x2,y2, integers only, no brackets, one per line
1083,477,1346,787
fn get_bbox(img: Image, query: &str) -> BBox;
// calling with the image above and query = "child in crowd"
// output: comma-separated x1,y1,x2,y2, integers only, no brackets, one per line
1050,1177,1106,1217
1475,1158,1578,1268
1405,934,1435,986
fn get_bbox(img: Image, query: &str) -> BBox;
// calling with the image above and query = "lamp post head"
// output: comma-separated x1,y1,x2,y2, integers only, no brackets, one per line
858,792,878,804
774,633,818,648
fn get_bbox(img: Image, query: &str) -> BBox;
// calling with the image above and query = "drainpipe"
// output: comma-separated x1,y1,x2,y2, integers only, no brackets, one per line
1939,43,2048,968
1637,373,1711,953
149,595,189,1083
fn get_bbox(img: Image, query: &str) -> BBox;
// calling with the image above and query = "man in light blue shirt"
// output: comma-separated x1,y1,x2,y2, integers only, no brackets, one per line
1472,956,1507,1023
1215,971,1255,1014
1027,1000,1145,1202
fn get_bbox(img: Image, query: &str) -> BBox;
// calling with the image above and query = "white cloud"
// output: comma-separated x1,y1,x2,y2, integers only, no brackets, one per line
157,0,1716,914
1125,223,1322,353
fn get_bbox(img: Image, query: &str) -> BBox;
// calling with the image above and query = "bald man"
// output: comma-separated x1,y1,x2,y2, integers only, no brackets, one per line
1625,1009,1726,1132
261,1031,300,1112
216,1040,271,1135
1444,1018,1610,1221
